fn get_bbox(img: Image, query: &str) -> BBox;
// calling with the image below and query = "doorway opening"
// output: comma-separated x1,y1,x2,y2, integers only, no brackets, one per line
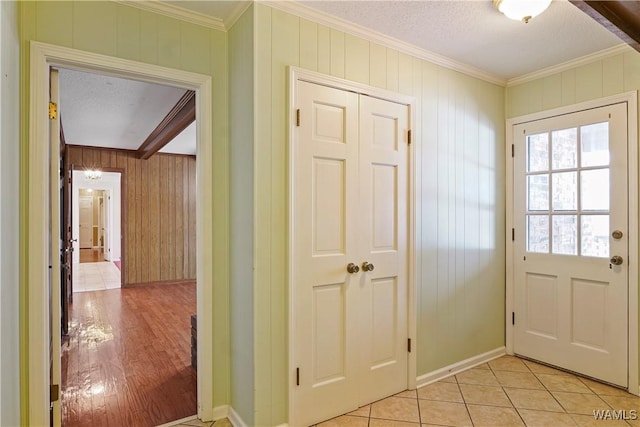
505,91,639,395
74,172,122,292
27,42,215,427
57,67,199,426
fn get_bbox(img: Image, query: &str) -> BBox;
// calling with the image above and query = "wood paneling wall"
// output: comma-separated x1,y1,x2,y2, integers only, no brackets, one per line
67,145,196,286
250,4,506,425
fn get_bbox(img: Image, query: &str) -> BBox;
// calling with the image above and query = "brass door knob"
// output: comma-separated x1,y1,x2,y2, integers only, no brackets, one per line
362,261,374,272
611,255,623,266
347,263,360,274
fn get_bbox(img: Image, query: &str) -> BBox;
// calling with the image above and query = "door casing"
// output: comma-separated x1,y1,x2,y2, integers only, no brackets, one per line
287,66,418,426
504,91,639,395
27,41,216,425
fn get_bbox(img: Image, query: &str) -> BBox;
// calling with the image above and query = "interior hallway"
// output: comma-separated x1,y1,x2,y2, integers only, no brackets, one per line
73,262,121,292
62,281,197,427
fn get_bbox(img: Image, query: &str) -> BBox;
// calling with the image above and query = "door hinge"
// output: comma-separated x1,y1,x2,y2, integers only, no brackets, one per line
296,367,300,386
512,312,515,325
511,144,514,158
50,384,59,403
296,109,300,127
512,228,515,241
408,129,412,145
408,338,412,353
49,102,58,120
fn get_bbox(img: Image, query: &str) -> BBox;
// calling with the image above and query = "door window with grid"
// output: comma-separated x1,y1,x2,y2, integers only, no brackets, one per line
526,122,610,257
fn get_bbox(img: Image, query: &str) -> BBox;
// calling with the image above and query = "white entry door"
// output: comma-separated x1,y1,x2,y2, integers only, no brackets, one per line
513,103,628,387
292,80,409,426
79,195,93,248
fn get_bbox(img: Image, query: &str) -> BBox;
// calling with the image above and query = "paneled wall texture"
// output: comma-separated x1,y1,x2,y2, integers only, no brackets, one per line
67,146,196,286
249,4,506,425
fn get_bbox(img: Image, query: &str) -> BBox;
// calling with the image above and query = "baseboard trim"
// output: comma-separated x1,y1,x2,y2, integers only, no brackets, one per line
124,278,196,288
228,406,247,427
211,405,230,421
416,347,506,389
156,414,198,427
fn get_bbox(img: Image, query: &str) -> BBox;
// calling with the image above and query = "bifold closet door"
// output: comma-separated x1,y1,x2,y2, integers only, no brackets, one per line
357,95,409,406
292,80,409,426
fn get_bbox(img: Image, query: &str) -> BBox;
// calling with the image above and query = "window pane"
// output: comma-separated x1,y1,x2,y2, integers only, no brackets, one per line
581,215,609,257
581,122,609,167
552,128,577,170
581,169,609,211
552,172,577,211
527,133,549,172
552,215,577,255
528,174,549,211
527,215,549,253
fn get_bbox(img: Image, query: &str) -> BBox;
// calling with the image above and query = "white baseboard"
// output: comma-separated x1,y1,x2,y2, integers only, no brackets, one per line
212,405,230,421
228,406,247,427
156,415,198,427
416,347,506,389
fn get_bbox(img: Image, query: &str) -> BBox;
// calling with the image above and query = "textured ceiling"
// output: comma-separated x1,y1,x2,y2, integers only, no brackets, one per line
58,0,626,155
58,68,190,153
296,0,623,80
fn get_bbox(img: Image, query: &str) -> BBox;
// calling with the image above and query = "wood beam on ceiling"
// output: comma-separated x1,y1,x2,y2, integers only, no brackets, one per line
569,0,640,53
136,90,195,160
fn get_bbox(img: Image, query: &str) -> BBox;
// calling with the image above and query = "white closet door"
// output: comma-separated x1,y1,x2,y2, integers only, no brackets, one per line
358,95,409,406
292,81,410,426
293,81,361,426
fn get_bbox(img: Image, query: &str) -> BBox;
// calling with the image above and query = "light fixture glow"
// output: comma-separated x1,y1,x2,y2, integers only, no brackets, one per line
493,0,552,23
84,169,102,181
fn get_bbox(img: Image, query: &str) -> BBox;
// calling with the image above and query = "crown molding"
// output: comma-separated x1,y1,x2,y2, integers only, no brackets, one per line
264,1,508,87
225,1,253,29
507,43,632,87
112,0,227,31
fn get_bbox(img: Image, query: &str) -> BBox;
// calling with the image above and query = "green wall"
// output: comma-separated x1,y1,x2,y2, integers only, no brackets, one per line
1,0,20,426
18,1,230,423
506,48,640,385
228,5,255,426
252,3,506,425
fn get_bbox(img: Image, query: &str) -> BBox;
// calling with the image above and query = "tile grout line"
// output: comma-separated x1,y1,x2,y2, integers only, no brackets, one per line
487,361,529,426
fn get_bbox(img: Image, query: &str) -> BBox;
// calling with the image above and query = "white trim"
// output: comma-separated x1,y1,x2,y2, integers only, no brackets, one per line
505,91,639,396
225,1,253,30
211,405,230,421
111,0,226,31
228,406,247,427
415,347,507,389
288,66,417,426
28,41,215,424
506,44,632,87
155,414,198,427
268,1,506,87
626,92,639,397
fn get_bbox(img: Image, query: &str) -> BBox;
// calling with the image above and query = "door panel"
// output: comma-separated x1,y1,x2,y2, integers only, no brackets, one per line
79,196,93,248
358,95,408,405
293,81,360,426
292,80,410,426
513,103,628,387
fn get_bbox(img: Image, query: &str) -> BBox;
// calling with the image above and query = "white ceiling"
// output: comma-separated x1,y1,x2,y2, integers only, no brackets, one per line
58,0,627,155
58,68,191,153
296,0,624,81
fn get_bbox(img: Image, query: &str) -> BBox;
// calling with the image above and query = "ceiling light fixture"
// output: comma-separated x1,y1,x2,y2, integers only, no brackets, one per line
84,169,102,181
493,0,552,23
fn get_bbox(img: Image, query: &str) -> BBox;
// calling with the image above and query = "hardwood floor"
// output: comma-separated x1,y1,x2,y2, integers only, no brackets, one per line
80,248,105,263
62,281,197,427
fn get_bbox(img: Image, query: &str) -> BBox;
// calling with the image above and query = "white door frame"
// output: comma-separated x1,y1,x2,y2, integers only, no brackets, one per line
28,41,215,425
287,66,417,425
505,91,639,395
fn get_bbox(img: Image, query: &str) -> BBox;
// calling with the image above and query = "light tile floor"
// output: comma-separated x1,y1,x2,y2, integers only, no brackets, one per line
311,355,640,427
164,416,232,427
73,261,121,292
